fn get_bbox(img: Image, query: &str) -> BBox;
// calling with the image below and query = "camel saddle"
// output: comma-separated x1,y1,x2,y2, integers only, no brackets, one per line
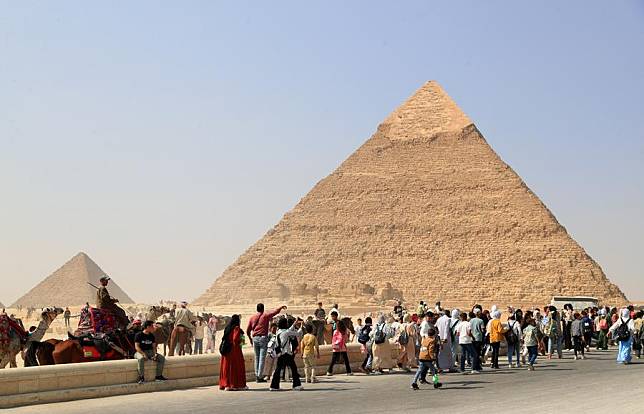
76,307,118,335
0,315,28,350
69,331,120,360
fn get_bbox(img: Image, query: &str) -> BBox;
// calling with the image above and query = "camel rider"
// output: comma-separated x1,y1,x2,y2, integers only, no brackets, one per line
314,302,326,321
169,301,196,356
96,276,129,329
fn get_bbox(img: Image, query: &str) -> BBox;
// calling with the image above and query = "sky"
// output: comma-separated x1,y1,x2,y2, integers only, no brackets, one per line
1,1,643,305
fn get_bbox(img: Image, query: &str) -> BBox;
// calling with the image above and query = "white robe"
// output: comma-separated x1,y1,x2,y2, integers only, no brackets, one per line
435,315,454,370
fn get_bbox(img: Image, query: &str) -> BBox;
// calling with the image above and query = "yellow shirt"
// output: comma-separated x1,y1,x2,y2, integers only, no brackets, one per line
301,333,318,357
489,319,506,343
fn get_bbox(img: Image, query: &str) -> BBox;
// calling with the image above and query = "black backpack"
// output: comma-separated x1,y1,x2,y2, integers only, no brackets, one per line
615,318,631,342
219,336,232,355
358,325,372,344
398,328,409,345
374,324,386,344
505,321,518,345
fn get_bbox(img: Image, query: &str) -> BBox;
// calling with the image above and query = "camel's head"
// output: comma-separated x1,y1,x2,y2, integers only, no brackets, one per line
41,307,64,321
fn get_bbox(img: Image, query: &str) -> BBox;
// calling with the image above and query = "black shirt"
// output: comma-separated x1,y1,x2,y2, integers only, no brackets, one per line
135,331,155,352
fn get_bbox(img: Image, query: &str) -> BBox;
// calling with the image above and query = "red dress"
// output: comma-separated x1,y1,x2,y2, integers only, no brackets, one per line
219,326,247,390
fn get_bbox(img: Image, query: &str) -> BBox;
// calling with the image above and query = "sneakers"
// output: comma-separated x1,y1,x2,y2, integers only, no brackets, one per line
433,382,443,389
470,370,481,374
508,364,513,369
293,385,304,391
581,355,586,360
326,372,333,377
269,388,280,392
137,376,145,385
573,355,578,360
528,364,534,371
346,372,353,376
411,383,419,390
155,375,167,381
256,378,267,383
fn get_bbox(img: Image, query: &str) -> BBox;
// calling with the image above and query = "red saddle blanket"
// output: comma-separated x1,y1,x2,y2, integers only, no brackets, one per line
81,345,119,361
0,315,27,350
77,307,116,334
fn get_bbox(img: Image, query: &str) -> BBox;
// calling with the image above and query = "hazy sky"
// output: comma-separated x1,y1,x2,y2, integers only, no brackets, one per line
1,1,643,305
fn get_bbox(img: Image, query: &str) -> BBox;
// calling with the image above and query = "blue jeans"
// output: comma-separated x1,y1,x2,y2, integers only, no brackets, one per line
412,360,437,385
253,335,269,378
527,345,538,365
194,338,203,354
460,343,477,372
548,335,562,357
507,343,521,366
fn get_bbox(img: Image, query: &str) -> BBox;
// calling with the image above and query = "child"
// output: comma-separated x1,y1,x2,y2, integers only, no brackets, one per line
411,327,443,390
262,323,278,381
301,323,320,383
571,312,585,360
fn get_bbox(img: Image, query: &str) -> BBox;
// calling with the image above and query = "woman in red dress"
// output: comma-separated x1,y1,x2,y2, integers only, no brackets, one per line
219,314,248,391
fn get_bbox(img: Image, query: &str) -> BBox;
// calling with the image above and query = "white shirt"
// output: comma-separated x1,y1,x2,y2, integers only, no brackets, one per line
457,320,472,344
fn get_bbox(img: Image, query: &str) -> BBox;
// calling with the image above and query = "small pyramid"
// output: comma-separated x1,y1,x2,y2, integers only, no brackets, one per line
194,81,627,307
10,252,134,308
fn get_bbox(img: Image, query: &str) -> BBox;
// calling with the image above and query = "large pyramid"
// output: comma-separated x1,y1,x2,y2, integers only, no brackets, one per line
195,81,627,307
11,252,134,308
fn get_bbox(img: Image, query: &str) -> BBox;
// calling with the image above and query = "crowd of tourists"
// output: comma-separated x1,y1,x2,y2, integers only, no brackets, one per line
208,301,644,391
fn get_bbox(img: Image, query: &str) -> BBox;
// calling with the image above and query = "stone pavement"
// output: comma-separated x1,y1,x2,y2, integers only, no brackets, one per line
6,350,643,414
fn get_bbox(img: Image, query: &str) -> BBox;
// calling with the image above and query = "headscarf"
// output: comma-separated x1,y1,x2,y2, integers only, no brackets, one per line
223,314,240,341
451,309,460,320
493,310,502,320
621,308,630,319
377,314,386,325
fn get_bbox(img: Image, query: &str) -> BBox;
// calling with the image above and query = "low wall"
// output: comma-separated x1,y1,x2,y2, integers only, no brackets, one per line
0,344,370,409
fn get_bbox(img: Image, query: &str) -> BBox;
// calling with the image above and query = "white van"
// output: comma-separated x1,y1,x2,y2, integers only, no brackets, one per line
550,296,598,311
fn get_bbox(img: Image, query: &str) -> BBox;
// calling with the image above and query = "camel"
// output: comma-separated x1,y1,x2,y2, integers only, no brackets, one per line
0,307,63,369
51,330,135,364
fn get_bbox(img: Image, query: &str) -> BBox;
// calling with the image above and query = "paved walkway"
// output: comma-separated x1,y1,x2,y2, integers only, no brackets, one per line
7,350,643,414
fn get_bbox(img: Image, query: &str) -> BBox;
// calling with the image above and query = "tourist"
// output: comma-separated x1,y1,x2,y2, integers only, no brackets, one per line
206,314,218,353
545,306,563,359
633,311,644,359
371,315,395,374
169,301,196,356
469,310,484,371
488,310,505,369
193,316,205,355
581,310,593,352
417,301,426,316
449,309,461,367
563,304,574,350
329,310,339,333
456,312,478,374
301,323,320,383
522,316,539,370
134,320,167,384
330,304,340,319
411,327,442,390
270,317,304,391
246,303,287,383
314,302,326,320
354,318,364,342
219,314,247,391
393,301,404,320
327,319,352,376
358,316,373,373
609,308,635,365
435,310,455,372
596,309,610,350
262,323,279,381
396,314,417,371
63,307,71,328
570,312,585,360
506,312,521,368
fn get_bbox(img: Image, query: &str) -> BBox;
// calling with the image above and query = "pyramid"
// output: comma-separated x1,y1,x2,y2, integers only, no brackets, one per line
194,81,627,307
11,252,134,308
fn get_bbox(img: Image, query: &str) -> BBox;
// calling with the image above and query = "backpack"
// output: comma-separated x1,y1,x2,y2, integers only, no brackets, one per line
505,321,518,345
273,333,284,357
599,318,608,330
418,336,438,361
218,336,232,355
374,324,386,344
615,318,631,342
449,320,459,343
398,327,409,345
358,325,372,345
582,318,592,334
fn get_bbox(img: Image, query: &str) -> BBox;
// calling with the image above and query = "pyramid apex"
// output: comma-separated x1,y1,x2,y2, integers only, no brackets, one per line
381,80,472,141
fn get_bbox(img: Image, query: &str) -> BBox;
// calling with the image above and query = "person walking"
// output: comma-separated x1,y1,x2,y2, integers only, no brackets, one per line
219,314,247,391
371,315,395,374
270,317,304,391
327,320,352,376
581,310,593,353
596,309,610,350
411,327,443,390
570,312,585,360
134,321,167,384
206,314,218,354
488,310,505,369
396,314,418,371
609,308,635,365
358,317,373,373
633,311,644,359
246,303,287,383
193,316,205,355
522,317,539,370
456,312,478,374
435,310,455,372
545,307,563,359
301,323,320,383
506,313,522,368
63,307,71,328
